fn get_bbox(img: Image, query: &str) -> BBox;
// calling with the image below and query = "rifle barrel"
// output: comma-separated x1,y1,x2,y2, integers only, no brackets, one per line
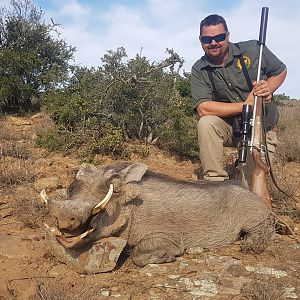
259,7,269,45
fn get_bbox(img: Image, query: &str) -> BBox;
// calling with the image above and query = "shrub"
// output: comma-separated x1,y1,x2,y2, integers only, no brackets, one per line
0,0,75,113
36,128,78,152
159,109,199,160
276,106,300,164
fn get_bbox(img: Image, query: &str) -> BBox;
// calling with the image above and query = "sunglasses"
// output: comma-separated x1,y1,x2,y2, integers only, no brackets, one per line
199,32,228,44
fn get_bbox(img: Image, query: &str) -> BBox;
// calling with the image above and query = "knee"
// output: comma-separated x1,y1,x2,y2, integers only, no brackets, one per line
197,115,222,136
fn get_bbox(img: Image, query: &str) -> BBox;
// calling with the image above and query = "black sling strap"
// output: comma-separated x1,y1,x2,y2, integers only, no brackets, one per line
206,43,253,100
206,66,219,100
235,43,253,90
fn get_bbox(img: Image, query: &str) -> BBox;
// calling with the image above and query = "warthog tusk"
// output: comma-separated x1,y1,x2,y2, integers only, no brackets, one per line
92,184,114,215
40,189,49,204
44,222,95,248
43,222,62,236
56,228,95,248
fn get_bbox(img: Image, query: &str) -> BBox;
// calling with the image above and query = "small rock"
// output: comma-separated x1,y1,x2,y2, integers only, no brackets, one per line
284,286,298,299
245,266,287,278
186,246,204,254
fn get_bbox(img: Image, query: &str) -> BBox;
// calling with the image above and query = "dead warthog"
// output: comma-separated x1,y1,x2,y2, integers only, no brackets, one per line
42,162,274,273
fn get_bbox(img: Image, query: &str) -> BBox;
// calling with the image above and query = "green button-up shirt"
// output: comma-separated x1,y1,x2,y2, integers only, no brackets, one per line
191,40,286,130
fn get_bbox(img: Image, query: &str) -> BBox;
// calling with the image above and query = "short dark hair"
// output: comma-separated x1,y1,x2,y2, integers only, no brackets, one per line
200,14,228,35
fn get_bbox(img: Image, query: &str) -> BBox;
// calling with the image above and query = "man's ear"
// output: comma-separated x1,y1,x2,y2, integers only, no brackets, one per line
119,163,148,184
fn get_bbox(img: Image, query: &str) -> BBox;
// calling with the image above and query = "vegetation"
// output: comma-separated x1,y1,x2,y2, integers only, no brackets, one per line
0,0,75,113
40,47,198,160
0,0,299,164
276,104,300,164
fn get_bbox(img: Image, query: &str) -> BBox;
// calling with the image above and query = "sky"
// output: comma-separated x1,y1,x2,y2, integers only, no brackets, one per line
2,0,299,98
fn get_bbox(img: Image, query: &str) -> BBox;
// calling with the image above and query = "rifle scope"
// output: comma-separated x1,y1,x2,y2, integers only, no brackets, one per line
238,104,252,163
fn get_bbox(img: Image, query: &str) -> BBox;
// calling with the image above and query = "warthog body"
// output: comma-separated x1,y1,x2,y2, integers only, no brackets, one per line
44,162,274,272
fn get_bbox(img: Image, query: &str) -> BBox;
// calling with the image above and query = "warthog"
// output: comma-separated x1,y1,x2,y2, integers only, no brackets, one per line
42,162,274,273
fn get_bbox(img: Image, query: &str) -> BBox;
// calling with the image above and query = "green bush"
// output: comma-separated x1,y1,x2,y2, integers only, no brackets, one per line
36,128,78,152
159,110,198,160
90,124,130,159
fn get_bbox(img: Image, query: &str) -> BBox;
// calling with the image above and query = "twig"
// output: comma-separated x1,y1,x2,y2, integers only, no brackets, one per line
271,211,300,244
8,275,60,283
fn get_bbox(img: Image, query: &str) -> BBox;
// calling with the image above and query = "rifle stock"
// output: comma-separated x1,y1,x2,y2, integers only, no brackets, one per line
250,97,271,207
238,97,272,207
251,149,271,208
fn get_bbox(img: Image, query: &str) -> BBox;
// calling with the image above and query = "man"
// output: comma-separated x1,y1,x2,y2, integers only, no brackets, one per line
191,14,287,186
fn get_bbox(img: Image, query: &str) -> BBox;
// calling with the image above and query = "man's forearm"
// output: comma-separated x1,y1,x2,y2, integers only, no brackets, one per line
197,101,244,117
266,68,287,94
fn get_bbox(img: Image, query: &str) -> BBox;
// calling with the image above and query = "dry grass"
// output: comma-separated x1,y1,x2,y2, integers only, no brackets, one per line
269,163,300,221
0,116,37,186
35,281,101,300
12,195,48,229
0,140,31,159
0,158,36,186
0,122,32,141
276,106,300,164
240,277,283,300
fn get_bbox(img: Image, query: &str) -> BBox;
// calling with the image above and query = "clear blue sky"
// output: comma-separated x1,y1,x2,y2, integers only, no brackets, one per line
2,0,299,98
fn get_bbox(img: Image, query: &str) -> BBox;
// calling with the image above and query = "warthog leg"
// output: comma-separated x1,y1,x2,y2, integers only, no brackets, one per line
240,217,275,253
131,233,184,267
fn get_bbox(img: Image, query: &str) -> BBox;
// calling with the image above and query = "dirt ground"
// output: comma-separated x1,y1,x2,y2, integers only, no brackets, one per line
0,114,299,300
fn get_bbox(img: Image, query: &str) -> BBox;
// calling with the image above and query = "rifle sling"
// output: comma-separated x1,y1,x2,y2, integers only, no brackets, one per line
206,43,253,100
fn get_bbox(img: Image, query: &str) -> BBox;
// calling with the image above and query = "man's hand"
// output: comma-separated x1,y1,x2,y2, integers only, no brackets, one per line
253,80,272,103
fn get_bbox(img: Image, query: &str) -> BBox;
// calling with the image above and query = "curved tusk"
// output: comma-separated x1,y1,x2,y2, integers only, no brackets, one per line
43,222,62,236
44,222,95,248
92,184,114,215
40,189,49,204
56,228,95,248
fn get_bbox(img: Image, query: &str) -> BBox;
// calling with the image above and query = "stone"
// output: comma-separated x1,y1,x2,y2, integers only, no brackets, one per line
45,230,127,274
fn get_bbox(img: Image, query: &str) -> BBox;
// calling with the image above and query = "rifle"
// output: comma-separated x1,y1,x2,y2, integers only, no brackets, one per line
238,7,272,208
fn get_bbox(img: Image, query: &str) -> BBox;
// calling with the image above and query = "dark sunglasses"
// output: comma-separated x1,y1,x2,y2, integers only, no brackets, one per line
199,32,228,44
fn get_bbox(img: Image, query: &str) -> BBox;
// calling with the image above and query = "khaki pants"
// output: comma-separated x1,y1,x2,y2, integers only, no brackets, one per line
197,115,278,188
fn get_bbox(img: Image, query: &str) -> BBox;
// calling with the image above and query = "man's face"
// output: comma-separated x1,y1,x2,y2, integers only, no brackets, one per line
200,23,229,63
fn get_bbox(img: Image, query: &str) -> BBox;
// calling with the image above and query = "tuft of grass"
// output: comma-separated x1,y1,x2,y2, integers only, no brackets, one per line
240,277,283,300
12,196,48,229
0,140,31,159
276,106,300,164
36,281,101,300
0,122,32,141
269,164,300,222
0,158,36,186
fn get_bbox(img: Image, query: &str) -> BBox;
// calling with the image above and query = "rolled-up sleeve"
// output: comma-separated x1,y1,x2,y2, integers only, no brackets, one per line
262,45,286,77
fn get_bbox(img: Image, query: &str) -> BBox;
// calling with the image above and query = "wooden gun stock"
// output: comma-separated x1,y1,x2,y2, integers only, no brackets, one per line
251,149,272,208
250,97,272,208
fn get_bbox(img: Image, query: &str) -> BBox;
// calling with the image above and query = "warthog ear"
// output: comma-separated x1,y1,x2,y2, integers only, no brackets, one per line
119,163,148,184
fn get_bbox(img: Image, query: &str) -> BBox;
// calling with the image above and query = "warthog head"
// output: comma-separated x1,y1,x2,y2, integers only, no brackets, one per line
42,162,148,248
